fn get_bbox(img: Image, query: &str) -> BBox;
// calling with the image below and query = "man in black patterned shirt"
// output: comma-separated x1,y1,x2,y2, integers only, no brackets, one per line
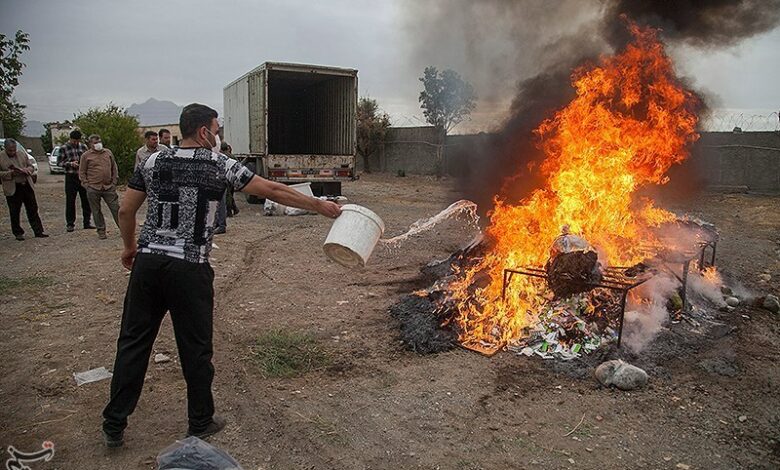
102,103,341,448
57,130,94,232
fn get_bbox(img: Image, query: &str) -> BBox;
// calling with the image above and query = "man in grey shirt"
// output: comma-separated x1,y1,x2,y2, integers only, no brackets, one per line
134,131,168,170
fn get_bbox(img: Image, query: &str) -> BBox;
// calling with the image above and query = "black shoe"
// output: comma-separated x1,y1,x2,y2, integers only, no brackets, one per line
186,416,226,439
214,227,226,234
15,234,24,241
84,224,96,230
66,226,75,232
103,430,124,448
35,233,49,238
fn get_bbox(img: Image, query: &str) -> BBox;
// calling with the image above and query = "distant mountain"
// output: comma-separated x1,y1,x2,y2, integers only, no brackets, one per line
127,98,183,126
23,120,46,137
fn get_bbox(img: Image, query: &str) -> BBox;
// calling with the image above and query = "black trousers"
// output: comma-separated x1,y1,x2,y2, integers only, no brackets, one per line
5,182,45,236
103,253,216,436
64,173,91,228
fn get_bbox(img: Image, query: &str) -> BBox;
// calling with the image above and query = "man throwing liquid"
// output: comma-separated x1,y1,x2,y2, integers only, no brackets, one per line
102,103,340,447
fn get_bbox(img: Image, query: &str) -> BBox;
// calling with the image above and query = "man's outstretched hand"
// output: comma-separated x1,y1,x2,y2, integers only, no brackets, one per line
121,247,137,270
317,200,342,218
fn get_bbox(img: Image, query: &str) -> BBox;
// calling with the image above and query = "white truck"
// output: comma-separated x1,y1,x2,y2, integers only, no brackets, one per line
223,62,357,201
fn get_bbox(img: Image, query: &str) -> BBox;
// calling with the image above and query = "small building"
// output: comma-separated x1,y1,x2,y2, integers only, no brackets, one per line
137,123,182,146
46,121,76,148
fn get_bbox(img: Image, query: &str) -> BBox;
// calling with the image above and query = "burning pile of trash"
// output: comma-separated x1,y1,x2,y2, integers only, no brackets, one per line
389,24,736,359
508,291,620,360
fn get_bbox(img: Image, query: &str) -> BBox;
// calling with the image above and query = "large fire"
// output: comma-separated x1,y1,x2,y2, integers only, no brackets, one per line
451,24,701,346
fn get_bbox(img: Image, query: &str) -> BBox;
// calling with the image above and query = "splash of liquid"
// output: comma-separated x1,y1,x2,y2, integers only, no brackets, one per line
380,200,480,249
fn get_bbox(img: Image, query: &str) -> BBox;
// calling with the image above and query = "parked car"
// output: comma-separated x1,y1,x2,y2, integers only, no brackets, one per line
48,146,65,174
0,139,40,181
27,150,39,173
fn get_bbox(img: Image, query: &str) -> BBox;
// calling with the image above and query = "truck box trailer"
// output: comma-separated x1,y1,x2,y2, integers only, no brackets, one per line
223,62,357,199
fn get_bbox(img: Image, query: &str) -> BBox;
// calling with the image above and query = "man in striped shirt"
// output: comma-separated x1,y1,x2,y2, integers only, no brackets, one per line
57,130,94,232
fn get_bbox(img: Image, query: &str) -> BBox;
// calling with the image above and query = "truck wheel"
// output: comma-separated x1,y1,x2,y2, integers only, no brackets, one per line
311,182,342,197
243,160,265,204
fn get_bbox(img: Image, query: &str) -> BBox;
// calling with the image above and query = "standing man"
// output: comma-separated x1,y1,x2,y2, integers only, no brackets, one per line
135,131,166,170
102,103,341,448
221,142,239,217
58,130,93,232
0,139,48,240
158,128,173,148
79,134,120,239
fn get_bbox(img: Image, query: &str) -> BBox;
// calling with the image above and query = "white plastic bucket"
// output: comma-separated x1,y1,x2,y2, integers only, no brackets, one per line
323,204,385,268
265,182,315,215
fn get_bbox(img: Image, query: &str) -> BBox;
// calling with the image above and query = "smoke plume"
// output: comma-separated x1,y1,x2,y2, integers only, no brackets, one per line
403,0,780,209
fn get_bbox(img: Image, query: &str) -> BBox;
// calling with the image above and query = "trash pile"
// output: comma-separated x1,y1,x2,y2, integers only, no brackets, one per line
507,293,619,360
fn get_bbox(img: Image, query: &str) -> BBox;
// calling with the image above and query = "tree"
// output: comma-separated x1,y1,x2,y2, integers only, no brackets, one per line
73,104,142,182
0,30,30,139
418,67,476,175
41,126,53,154
356,97,391,173
418,66,476,135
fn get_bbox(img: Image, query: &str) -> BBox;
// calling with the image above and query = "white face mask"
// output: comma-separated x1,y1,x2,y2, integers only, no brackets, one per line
94,143,103,151
209,131,221,154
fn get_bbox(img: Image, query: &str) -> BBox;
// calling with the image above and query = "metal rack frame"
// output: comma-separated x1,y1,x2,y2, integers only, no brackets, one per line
501,266,652,347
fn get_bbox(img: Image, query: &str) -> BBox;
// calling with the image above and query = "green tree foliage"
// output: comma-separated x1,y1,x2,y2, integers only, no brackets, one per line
73,104,142,182
418,66,476,134
356,97,391,173
41,126,53,154
0,30,30,139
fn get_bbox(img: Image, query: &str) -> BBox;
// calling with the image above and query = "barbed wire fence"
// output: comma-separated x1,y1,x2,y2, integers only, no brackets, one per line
702,111,780,132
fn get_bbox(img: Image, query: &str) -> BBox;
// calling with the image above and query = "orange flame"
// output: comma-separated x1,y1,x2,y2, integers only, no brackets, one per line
452,24,700,345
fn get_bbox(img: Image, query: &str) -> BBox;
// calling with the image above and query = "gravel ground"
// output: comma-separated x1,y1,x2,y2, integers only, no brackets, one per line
1,167,778,469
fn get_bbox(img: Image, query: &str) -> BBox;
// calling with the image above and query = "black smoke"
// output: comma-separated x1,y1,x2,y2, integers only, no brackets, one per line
407,0,780,210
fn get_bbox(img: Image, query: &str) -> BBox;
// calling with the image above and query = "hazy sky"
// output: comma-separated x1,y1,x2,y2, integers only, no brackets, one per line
3,0,779,132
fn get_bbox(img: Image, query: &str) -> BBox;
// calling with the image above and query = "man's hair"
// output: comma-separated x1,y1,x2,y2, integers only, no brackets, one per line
4,138,17,148
144,130,158,139
88,134,101,142
180,103,218,138
70,130,82,140
158,128,171,137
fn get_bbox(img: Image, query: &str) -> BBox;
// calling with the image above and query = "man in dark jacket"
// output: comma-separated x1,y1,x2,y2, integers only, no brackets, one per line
58,130,94,232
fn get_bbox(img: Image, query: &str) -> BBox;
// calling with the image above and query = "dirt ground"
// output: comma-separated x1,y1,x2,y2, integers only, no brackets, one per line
1,166,779,470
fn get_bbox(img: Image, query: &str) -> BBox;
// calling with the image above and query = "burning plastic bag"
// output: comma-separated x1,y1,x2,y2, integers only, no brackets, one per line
546,225,602,298
157,436,243,470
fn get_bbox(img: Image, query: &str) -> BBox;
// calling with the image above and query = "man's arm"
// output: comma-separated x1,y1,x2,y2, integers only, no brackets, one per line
78,153,88,183
134,149,142,171
241,176,341,218
118,188,147,270
0,154,13,179
110,151,118,186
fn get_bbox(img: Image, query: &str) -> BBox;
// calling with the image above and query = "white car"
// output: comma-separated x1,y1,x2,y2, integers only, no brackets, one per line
27,150,39,174
47,146,65,174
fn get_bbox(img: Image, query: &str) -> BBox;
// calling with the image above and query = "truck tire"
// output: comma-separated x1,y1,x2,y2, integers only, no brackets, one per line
311,182,342,197
243,160,265,204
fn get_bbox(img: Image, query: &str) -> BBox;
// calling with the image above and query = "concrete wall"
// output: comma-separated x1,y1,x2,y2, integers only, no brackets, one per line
359,126,441,175
692,131,780,191
17,136,45,158
367,127,780,192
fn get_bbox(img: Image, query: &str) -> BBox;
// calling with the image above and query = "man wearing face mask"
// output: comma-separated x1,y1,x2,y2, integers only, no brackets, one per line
79,134,120,239
102,103,342,448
